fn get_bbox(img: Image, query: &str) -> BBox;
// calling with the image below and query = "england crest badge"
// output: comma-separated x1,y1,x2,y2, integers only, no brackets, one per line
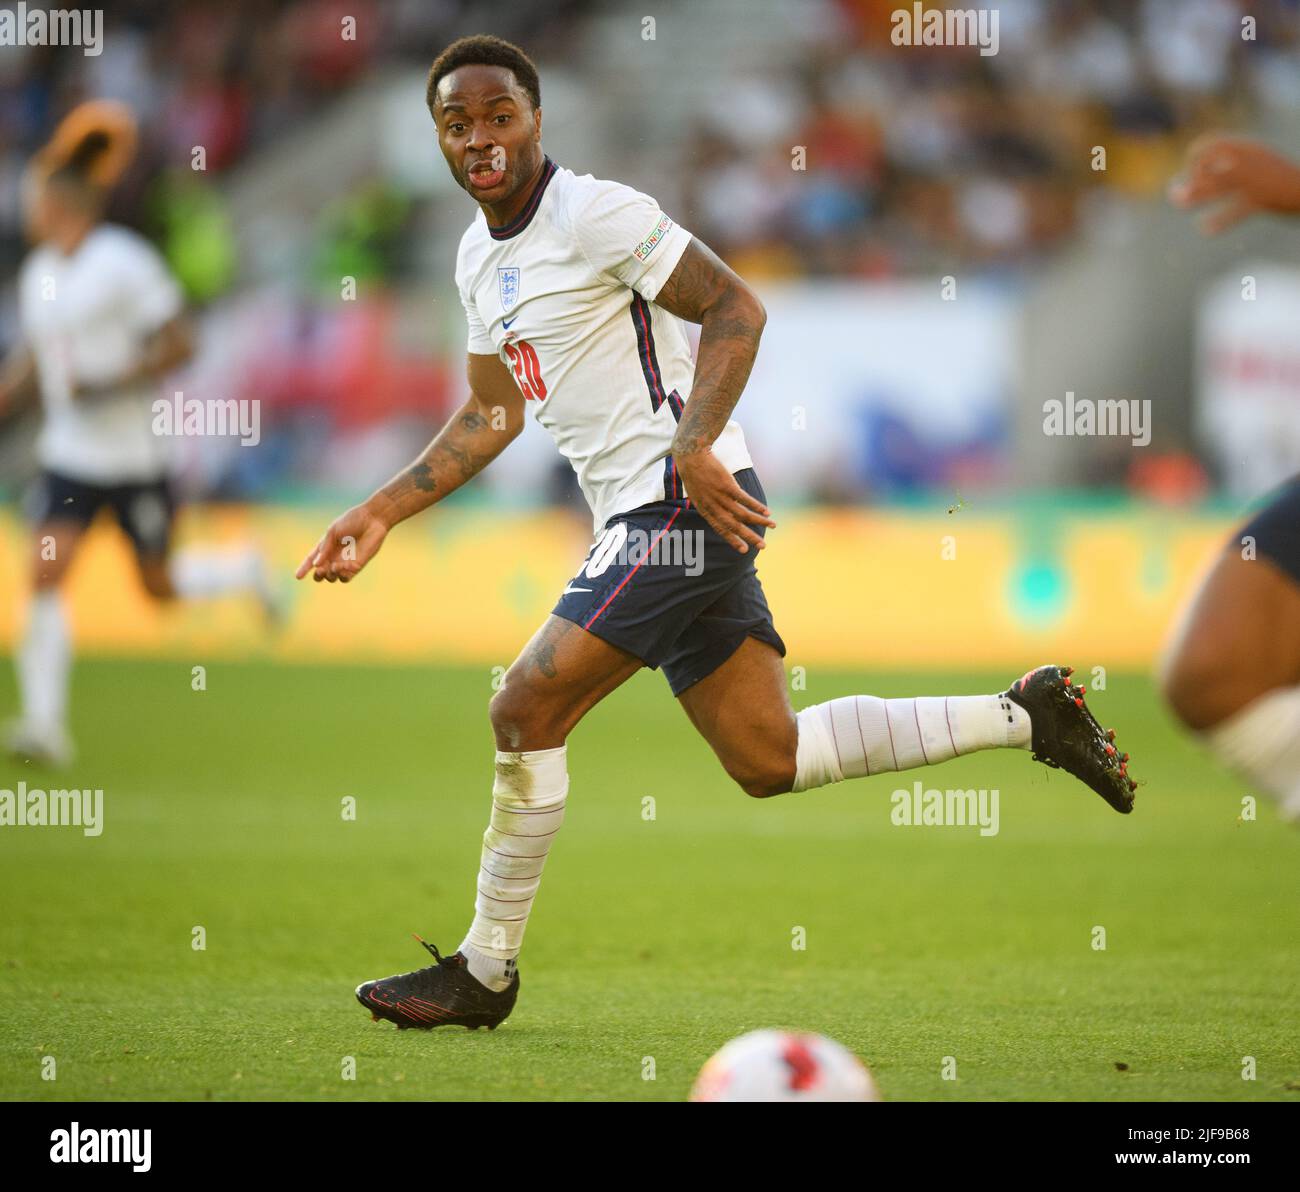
498,266,520,313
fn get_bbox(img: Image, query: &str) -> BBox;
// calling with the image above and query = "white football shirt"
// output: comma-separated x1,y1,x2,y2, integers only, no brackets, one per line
455,158,752,529
19,223,184,484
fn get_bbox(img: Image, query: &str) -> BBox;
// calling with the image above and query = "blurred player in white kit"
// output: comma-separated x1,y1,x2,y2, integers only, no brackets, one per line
1,102,278,766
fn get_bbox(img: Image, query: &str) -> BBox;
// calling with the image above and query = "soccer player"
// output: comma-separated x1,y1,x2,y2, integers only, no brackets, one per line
1,104,278,767
1165,135,1300,822
298,36,1136,1032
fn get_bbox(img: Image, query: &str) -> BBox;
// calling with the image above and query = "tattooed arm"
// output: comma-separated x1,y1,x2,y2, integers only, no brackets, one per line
297,352,524,583
369,353,525,526
652,238,775,553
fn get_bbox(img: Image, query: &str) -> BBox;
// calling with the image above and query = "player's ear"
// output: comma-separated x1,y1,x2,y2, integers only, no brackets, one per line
532,106,542,140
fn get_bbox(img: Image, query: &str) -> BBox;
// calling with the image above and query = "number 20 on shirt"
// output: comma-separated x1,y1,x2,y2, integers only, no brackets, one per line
504,340,547,401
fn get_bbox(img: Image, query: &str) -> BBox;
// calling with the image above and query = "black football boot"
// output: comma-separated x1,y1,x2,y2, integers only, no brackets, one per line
355,936,519,1031
1006,664,1137,814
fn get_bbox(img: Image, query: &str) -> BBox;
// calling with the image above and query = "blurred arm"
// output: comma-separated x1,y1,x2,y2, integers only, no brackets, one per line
73,314,196,402
0,344,38,418
1170,136,1300,234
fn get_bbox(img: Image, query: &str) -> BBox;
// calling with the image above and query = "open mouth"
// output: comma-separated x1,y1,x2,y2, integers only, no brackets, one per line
467,159,505,190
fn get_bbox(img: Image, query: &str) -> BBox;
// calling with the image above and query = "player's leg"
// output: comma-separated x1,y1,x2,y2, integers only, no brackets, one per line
664,465,1133,811
675,598,1136,812
1160,551,1300,728
487,614,645,749
678,634,1038,798
676,636,797,797
6,472,94,765
1159,482,1300,819
10,522,84,763
115,478,280,618
119,481,183,600
454,617,642,977
355,615,643,1029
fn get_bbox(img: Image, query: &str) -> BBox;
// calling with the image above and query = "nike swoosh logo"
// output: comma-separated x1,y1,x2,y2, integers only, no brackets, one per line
563,585,592,595
502,316,518,329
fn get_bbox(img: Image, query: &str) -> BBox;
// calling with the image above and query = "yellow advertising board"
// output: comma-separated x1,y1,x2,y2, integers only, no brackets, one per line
0,505,1231,670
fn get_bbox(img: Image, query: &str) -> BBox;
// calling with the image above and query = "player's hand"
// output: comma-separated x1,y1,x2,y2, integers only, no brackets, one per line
296,500,390,583
1169,135,1300,234
673,450,775,554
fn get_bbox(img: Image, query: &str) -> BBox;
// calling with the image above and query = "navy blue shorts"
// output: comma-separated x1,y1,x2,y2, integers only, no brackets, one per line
25,469,176,558
1237,474,1300,586
553,468,786,695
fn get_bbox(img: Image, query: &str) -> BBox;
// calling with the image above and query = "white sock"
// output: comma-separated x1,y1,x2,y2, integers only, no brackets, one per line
17,590,71,735
169,547,265,600
459,746,568,991
1204,687,1300,821
793,693,1030,792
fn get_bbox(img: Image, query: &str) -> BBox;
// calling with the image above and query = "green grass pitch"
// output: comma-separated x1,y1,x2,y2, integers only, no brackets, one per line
1,657,1296,1102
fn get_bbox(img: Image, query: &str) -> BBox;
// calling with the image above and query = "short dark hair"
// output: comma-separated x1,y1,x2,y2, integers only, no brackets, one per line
427,35,540,115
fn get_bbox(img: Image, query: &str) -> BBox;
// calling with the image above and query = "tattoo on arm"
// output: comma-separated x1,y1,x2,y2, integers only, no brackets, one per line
370,396,515,524
408,463,437,493
654,238,732,320
653,238,765,456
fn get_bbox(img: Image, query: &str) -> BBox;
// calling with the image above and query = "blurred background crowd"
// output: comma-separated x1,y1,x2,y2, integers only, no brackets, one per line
2,0,1299,506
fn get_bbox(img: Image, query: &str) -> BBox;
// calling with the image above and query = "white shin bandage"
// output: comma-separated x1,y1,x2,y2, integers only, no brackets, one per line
461,746,569,969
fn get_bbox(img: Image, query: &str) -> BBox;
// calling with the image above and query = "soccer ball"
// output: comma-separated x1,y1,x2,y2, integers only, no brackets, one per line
689,1029,881,1102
